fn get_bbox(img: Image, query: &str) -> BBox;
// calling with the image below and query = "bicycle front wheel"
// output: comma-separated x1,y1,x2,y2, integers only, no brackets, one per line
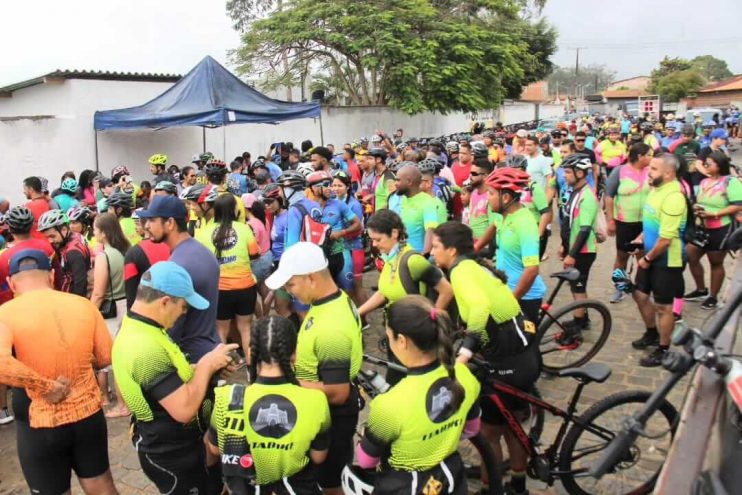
537,299,612,373
558,390,678,495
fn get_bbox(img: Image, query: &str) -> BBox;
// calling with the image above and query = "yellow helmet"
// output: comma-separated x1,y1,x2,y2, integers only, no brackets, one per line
148,153,168,166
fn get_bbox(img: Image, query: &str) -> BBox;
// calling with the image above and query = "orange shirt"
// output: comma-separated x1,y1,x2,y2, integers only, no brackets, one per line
0,289,112,427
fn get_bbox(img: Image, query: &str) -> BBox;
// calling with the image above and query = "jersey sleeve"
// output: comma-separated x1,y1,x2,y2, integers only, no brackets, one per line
130,345,184,400
360,394,401,459
451,264,491,347
659,192,686,240
285,206,304,248
407,254,443,288
314,331,353,385
578,192,598,229
339,201,358,224
605,167,621,198
66,250,89,297
208,385,230,446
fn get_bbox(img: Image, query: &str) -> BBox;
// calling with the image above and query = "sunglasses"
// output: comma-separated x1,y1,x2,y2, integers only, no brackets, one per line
470,171,484,177
575,139,585,142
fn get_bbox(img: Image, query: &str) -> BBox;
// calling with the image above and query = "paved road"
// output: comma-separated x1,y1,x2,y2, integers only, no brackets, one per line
1,147,739,494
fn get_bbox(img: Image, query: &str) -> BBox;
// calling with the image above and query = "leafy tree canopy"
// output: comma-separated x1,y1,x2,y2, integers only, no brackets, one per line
228,0,557,114
690,55,733,82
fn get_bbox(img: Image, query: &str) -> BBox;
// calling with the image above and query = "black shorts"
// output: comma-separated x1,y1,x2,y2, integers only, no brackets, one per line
327,251,345,282
615,221,643,253
138,442,209,495
217,286,258,320
634,265,685,305
518,299,542,327
479,348,540,425
319,410,359,489
701,226,732,252
375,452,467,495
570,253,596,294
17,409,109,494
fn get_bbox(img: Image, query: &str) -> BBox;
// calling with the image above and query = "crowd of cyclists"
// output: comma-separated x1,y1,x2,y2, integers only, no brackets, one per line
0,108,740,495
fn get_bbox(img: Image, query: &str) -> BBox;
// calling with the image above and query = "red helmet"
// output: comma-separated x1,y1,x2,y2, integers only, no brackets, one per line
307,170,333,186
484,167,530,194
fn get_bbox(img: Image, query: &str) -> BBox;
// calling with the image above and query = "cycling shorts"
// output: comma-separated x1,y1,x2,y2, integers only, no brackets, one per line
518,298,542,327
634,265,685,305
374,452,467,495
319,410,359,489
138,442,209,495
352,248,365,279
615,221,643,253
227,463,320,495
478,347,540,426
17,409,110,494
217,286,258,320
697,225,732,252
569,253,596,294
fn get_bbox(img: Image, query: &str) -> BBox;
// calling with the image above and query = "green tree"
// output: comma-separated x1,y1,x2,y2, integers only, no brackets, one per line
652,69,706,102
690,55,733,82
650,56,693,80
229,0,556,114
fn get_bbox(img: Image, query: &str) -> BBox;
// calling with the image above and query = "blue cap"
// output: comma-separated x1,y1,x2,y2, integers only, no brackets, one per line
137,195,188,220
9,249,52,276
710,128,729,140
140,261,209,310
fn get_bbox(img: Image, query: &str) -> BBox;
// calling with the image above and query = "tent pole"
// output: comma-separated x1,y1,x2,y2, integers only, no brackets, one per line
318,107,325,146
202,127,206,153
94,130,100,173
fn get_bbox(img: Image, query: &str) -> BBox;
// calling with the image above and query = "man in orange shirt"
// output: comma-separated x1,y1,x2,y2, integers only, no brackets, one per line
0,249,118,495
23,176,50,241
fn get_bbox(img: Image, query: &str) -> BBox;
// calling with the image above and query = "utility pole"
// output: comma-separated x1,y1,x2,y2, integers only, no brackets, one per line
570,47,587,76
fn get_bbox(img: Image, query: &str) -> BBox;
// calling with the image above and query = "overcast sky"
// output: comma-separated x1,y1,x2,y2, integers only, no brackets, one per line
2,0,741,88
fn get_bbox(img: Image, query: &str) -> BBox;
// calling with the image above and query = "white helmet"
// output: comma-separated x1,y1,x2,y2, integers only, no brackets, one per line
341,466,374,495
296,162,314,178
370,135,383,144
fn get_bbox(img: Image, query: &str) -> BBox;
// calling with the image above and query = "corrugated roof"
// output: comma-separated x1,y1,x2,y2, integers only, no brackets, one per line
698,74,742,93
0,69,182,97
602,89,649,99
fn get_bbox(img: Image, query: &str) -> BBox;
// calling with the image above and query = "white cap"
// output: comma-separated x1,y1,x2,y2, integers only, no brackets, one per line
266,242,329,290
515,129,528,138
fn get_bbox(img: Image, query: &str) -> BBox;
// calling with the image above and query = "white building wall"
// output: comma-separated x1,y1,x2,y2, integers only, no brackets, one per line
0,78,564,206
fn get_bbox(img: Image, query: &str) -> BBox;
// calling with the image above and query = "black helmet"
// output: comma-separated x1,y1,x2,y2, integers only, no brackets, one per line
550,129,562,138
640,122,654,132
561,153,592,171
107,191,134,209
470,142,489,159
505,154,528,170
276,170,307,190
368,147,387,160
416,158,439,175
180,183,218,204
262,183,283,201
154,181,178,194
6,206,34,233
204,159,228,176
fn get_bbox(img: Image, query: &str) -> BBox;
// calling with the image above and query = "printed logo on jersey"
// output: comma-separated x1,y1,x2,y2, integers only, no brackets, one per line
425,377,454,423
211,227,238,251
248,395,297,438
422,476,443,495
304,316,314,331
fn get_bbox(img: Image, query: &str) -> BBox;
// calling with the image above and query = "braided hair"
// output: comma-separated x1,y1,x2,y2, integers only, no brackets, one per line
386,295,464,414
248,316,299,385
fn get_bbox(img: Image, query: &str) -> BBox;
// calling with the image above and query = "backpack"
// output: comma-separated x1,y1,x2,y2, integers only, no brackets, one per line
293,203,332,255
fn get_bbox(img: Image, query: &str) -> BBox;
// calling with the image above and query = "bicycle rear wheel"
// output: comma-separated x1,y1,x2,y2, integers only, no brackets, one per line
558,390,678,495
537,299,612,374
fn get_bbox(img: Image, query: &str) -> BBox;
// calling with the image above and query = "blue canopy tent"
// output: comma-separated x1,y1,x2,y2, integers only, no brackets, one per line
93,55,322,166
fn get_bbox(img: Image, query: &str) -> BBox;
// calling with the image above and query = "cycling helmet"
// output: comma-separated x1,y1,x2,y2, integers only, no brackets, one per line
470,142,488,159
341,466,374,495
180,183,218,204
483,131,497,139
205,159,228,176
416,158,439,175
484,168,530,194
250,158,269,172
307,170,333,186
262,183,283,200
131,208,144,220
387,159,405,173
107,191,134,209
702,120,715,128
66,206,92,224
639,122,654,132
666,113,676,120
370,135,382,144
38,177,50,193
368,147,387,160
154,181,178,194
61,178,78,194
612,268,634,294
276,170,307,190
681,124,695,136
395,141,408,153
446,141,459,153
5,206,34,232
550,129,562,138
199,152,214,163
111,166,130,180
148,153,168,166
37,209,69,232
359,137,369,144
296,162,315,178
408,136,419,143
505,154,528,170
561,153,592,171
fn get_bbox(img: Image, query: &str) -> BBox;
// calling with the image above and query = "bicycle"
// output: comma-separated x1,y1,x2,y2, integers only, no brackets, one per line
469,354,678,495
535,268,613,374
591,279,742,491
345,354,504,495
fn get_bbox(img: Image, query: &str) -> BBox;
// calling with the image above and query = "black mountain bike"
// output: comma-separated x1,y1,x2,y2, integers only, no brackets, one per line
536,268,612,374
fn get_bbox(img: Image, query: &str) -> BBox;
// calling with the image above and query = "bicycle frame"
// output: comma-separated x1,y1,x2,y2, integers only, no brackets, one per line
537,276,570,327
483,377,616,479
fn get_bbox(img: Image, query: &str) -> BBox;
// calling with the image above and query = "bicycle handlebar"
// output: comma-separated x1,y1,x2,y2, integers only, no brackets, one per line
362,353,407,374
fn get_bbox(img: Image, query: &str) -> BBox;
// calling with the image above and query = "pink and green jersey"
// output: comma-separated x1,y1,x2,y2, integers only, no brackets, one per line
696,176,742,229
566,186,599,254
606,165,650,223
520,181,550,226
643,181,687,268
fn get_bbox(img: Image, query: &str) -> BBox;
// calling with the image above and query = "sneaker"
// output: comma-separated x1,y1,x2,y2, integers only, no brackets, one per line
640,347,667,368
683,288,709,301
632,331,659,350
562,317,591,331
0,408,14,425
610,288,625,304
700,296,718,310
503,482,529,495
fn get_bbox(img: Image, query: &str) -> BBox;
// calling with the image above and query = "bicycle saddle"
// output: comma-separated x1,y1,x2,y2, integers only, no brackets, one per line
557,363,611,384
550,267,581,282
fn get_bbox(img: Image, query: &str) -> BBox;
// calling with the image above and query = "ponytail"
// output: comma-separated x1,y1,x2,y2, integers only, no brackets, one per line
432,308,465,414
248,316,299,385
